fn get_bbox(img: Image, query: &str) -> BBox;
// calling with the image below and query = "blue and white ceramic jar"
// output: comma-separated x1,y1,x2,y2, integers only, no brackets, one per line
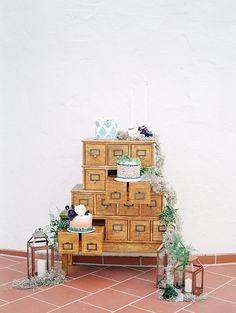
95,118,118,139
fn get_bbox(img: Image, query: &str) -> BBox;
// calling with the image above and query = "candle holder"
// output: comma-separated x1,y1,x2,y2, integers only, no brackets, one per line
27,228,54,278
184,261,204,296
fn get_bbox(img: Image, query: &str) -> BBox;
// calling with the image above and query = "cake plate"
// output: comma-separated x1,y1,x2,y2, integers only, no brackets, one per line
115,177,141,182
67,227,96,234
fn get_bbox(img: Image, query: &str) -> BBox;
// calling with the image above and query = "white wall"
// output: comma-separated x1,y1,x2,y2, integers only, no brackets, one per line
1,0,236,254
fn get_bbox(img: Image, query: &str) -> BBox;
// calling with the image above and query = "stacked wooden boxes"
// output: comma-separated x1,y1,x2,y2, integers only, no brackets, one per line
58,139,165,271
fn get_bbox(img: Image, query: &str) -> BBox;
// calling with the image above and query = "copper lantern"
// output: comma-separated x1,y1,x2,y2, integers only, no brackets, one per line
184,262,204,296
27,228,54,278
156,243,168,288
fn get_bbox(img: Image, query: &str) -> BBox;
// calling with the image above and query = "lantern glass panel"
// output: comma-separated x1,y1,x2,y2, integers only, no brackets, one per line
174,265,185,290
195,269,203,290
156,244,168,288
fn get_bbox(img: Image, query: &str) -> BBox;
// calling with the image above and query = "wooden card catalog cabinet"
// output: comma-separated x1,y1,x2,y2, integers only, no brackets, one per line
58,138,165,274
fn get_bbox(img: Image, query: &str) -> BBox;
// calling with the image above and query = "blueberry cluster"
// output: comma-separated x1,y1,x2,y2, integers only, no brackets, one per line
65,205,90,221
138,125,153,137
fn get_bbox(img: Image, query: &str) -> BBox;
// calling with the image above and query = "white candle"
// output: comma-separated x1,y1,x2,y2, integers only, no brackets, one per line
130,89,134,128
144,77,148,125
185,277,192,293
37,259,47,276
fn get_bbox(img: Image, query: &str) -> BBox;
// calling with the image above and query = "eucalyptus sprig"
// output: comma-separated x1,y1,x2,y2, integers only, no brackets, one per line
159,204,178,225
116,154,141,165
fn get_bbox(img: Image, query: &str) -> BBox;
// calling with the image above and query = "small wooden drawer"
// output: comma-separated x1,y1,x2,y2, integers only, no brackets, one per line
141,194,163,217
129,182,151,204
106,181,127,203
107,144,129,166
84,144,106,166
58,231,79,255
107,219,128,240
118,202,139,216
85,169,106,191
131,144,153,166
71,193,94,214
130,220,151,241
152,221,166,241
96,194,117,216
81,226,104,255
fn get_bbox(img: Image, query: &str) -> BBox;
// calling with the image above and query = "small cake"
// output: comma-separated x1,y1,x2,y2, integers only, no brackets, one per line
67,205,94,233
116,154,141,181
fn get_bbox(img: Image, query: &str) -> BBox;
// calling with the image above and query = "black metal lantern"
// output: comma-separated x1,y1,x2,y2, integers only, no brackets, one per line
27,228,54,278
156,243,168,288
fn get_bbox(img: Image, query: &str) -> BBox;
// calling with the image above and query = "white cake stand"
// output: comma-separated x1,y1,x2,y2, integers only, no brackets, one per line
115,177,141,182
67,227,96,234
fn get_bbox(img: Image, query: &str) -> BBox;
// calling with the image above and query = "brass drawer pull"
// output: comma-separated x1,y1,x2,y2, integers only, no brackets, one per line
89,149,100,158
101,199,111,208
79,199,89,206
113,224,123,231
135,225,146,232
134,192,145,200
113,149,124,157
87,243,97,251
63,242,73,250
136,150,147,158
147,200,157,208
90,174,100,183
110,191,121,200
124,203,134,208
158,225,166,232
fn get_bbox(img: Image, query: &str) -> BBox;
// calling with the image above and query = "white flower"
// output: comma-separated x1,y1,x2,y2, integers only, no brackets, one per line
75,204,86,216
128,128,140,138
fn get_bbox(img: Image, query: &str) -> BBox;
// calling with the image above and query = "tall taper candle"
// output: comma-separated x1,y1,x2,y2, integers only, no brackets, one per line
144,77,148,125
130,89,134,128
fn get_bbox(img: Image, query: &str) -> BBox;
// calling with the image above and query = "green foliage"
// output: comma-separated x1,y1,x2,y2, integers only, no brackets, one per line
159,204,178,225
12,269,65,289
116,154,141,165
161,283,178,300
141,166,160,176
165,230,192,269
47,209,69,250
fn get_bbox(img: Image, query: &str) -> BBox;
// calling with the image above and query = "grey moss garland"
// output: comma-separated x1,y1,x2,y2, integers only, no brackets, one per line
12,269,65,289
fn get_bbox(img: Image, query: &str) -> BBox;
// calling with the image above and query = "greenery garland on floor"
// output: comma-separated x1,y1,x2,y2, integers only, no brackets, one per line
12,270,65,289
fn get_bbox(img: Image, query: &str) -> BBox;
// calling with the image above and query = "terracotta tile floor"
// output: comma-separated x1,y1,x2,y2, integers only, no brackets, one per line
0,255,235,313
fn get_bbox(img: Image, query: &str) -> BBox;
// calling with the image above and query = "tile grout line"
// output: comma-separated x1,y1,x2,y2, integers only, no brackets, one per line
79,299,112,312
112,290,158,313
108,287,141,298
205,269,236,279
46,271,152,313
209,295,236,305
130,304,156,313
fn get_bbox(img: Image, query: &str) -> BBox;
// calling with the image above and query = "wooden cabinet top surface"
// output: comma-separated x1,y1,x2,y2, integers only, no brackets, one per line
82,138,155,144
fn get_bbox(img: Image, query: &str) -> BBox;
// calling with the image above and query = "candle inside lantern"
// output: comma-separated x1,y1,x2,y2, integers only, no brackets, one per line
185,277,192,293
37,259,47,276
